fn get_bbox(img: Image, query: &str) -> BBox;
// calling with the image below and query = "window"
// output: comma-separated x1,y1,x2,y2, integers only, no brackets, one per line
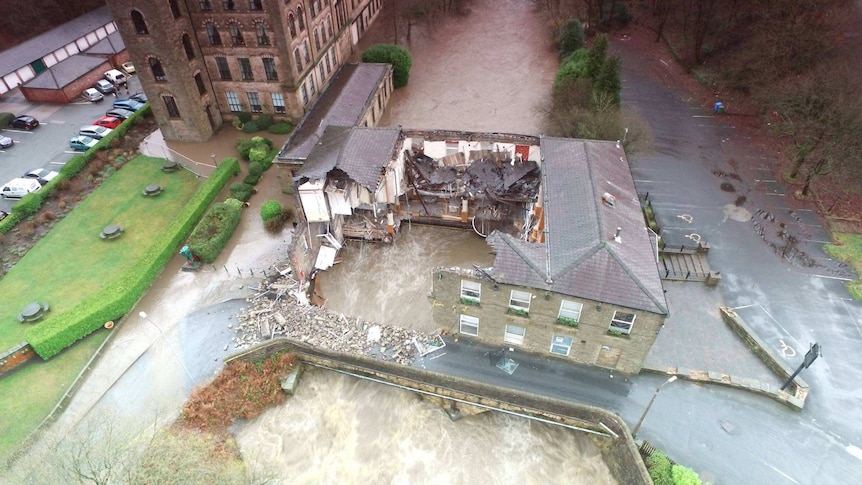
550,335,573,356
226,91,241,111
314,28,321,50
296,6,305,31
558,300,583,323
504,324,526,346
256,23,270,45
247,92,262,112
238,58,253,80
460,280,481,302
326,16,333,38
287,14,296,38
229,22,244,45
194,73,206,94
308,75,316,95
199,0,213,10
215,56,231,80
169,0,181,18
223,0,235,10
131,10,149,35
610,311,636,335
149,58,166,82
509,290,532,312
249,0,262,10
318,64,325,83
300,83,308,105
324,51,331,74
263,57,277,80
182,34,195,60
206,22,221,45
294,48,303,72
162,95,180,118
310,1,316,17
302,40,310,63
313,1,322,16
459,315,478,336
271,92,285,113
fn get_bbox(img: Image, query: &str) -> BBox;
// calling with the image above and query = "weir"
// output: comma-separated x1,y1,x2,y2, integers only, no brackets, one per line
228,338,652,485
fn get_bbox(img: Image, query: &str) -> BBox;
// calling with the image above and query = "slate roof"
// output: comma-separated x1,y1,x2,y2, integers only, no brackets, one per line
297,126,401,191
85,31,125,55
487,137,668,315
278,63,391,162
24,55,108,89
0,6,113,79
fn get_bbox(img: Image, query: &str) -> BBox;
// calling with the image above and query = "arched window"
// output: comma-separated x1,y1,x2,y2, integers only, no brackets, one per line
182,34,195,60
255,23,270,45
131,10,149,35
229,22,244,45
206,22,221,45
302,39,310,63
149,57,167,82
296,6,305,32
294,48,303,73
169,0,181,18
314,28,321,50
287,14,296,38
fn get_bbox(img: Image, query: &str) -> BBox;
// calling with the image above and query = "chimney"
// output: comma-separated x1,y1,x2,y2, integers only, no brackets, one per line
614,227,622,243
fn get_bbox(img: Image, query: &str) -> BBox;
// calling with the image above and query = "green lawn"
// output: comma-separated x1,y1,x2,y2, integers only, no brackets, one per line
824,233,862,301
0,156,199,349
0,155,200,459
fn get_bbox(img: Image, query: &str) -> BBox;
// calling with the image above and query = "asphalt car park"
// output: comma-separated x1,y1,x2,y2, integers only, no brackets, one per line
0,74,142,212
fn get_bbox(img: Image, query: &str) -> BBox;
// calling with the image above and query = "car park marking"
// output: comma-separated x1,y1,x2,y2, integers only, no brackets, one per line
3,129,34,134
677,214,693,224
778,339,797,358
51,161,68,165
685,233,701,243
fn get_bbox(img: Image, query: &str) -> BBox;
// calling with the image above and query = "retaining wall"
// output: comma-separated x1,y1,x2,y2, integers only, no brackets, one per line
0,342,36,379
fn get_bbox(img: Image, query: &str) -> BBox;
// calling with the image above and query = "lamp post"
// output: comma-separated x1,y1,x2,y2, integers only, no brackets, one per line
632,375,677,439
139,311,194,383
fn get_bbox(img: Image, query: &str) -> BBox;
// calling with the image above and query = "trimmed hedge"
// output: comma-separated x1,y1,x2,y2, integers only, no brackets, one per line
229,182,255,202
243,174,261,186
361,44,413,88
185,198,244,263
25,157,240,359
268,120,293,135
1,104,152,234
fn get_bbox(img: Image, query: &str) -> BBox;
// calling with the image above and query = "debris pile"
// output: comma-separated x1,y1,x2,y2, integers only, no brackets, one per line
232,275,440,366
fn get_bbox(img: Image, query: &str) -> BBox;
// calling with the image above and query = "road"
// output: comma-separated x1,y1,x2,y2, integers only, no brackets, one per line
0,75,143,212
614,31,862,484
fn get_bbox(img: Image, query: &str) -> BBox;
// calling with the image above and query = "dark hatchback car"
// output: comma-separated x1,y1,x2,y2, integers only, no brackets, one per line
129,92,148,103
9,115,39,130
105,108,135,120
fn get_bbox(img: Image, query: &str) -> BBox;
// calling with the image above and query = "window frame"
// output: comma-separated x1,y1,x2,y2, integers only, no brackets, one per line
162,95,181,118
215,56,231,80
223,0,235,10
238,57,253,81
225,91,242,112
229,22,244,45
263,57,278,81
255,23,270,45
460,280,481,302
504,324,526,346
248,0,262,11
271,92,285,113
300,83,308,105
287,14,297,38
558,300,583,323
609,311,636,335
509,290,532,312
194,72,206,95
459,314,479,337
169,0,181,18
206,22,221,45
199,0,213,11
149,57,167,82
131,10,149,35
182,34,196,60
294,48,303,73
550,335,573,356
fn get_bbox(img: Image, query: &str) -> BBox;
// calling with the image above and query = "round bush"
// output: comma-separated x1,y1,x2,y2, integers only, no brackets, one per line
256,113,272,130
236,112,252,123
229,182,254,202
268,120,293,134
248,161,263,176
241,121,259,134
260,200,283,221
243,174,260,186
362,44,413,88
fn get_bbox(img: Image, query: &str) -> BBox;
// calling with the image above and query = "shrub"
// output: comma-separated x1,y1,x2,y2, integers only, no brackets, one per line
236,112,253,123
229,182,255,202
26,158,239,359
554,48,590,88
362,44,413,88
260,200,282,221
268,120,293,134
594,55,622,106
671,465,702,485
646,451,673,485
586,34,609,80
241,121,259,133
236,136,273,160
11,191,45,218
248,161,263,176
0,112,14,126
249,146,269,167
557,19,585,59
255,113,272,130
185,200,243,263
243,174,260,186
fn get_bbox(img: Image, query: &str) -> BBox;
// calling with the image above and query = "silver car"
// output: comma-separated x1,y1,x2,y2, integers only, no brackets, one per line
0,135,12,149
79,125,114,140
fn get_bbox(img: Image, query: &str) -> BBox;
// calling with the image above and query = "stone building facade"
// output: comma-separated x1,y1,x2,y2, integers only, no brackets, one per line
106,0,384,141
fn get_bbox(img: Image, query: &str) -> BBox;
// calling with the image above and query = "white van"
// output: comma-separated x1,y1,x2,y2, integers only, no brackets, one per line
1,178,42,199
104,69,127,85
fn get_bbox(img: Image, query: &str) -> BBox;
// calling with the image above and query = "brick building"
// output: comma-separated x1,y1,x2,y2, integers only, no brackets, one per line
105,0,384,142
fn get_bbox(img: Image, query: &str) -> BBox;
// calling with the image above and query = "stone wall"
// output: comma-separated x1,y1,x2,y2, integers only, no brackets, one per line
0,342,36,379
430,269,665,374
228,338,652,485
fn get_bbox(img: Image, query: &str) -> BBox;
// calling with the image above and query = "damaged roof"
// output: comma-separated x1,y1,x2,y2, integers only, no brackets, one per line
488,137,667,315
278,63,392,162
297,126,401,190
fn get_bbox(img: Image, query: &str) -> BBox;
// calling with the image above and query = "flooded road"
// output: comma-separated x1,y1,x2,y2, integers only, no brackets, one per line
236,370,616,485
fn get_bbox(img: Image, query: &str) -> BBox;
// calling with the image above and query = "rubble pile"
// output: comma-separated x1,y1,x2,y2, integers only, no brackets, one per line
232,275,439,366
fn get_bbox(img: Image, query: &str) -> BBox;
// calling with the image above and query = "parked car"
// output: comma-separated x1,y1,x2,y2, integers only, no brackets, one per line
23,168,59,186
82,88,103,102
129,92,148,103
0,209,8,222
121,61,135,74
112,99,145,112
94,116,122,129
8,115,39,130
1,178,42,199
0,135,13,149
69,135,99,151
79,125,114,140
104,69,127,86
93,79,115,94
105,108,135,120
